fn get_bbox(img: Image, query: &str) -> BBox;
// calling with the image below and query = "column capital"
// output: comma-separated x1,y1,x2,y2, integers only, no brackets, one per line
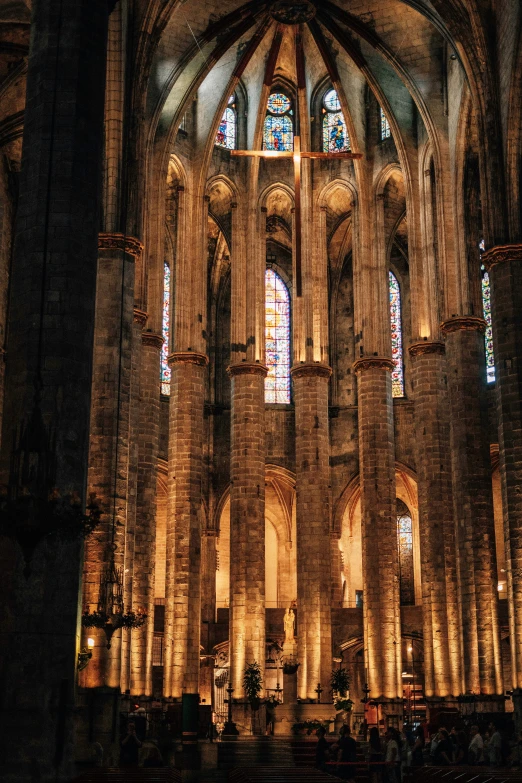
408,341,445,358
133,308,148,327
291,362,332,380
352,357,394,375
481,242,522,271
440,316,486,335
98,232,144,259
142,331,164,349
168,351,208,367
227,362,268,378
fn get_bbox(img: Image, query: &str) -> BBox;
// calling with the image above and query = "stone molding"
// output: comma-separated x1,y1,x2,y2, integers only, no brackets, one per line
440,316,486,335
168,351,209,367
227,362,268,378
352,357,394,374
481,242,522,271
408,341,445,358
133,308,148,327
290,363,332,380
98,232,144,259
142,331,164,349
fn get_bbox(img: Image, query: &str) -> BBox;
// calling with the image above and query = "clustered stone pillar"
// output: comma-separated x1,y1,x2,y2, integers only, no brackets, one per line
409,342,461,697
482,244,522,714
82,233,140,690
0,0,109,779
442,317,502,696
228,363,267,694
354,358,402,700
164,351,208,697
130,329,162,695
292,363,332,699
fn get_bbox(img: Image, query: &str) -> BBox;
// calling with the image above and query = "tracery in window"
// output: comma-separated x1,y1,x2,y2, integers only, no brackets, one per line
215,95,236,150
389,271,405,398
322,88,350,153
263,92,293,151
397,500,414,606
161,261,171,395
479,239,495,383
265,268,291,404
380,107,391,140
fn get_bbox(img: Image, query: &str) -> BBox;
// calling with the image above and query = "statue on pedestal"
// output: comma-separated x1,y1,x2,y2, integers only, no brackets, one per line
283,607,295,644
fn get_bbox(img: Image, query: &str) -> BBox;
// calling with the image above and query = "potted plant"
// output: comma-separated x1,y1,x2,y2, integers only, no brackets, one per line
330,667,350,698
243,661,263,710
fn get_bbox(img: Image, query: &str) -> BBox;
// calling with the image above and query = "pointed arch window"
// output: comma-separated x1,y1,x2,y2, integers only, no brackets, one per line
161,261,171,395
479,239,495,383
380,107,391,140
389,271,405,398
322,88,350,153
263,92,293,152
215,95,237,150
397,500,414,606
265,268,291,404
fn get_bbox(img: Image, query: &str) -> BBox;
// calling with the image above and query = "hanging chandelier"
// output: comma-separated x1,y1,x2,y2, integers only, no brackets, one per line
82,544,146,648
0,386,101,577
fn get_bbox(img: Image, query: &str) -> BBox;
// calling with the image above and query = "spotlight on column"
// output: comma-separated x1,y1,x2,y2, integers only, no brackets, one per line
78,639,95,672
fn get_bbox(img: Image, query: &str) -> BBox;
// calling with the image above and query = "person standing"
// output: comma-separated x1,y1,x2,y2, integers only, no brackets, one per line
384,728,400,783
119,721,142,767
336,724,358,780
368,726,384,782
411,725,425,767
468,725,484,765
315,726,330,771
488,722,502,767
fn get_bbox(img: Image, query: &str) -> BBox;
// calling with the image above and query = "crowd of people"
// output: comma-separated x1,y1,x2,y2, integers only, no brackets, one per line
316,721,522,780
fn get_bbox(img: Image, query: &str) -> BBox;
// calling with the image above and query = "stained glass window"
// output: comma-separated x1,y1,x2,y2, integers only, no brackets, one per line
480,239,495,383
397,501,414,606
389,271,405,397
215,95,236,149
263,92,293,151
380,107,391,140
322,89,350,153
161,261,171,395
265,268,291,404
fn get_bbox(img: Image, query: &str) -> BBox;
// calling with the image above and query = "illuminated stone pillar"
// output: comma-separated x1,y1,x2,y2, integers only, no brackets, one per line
442,316,502,695
228,363,267,694
292,363,332,699
164,351,207,697
354,357,402,700
82,233,141,689
129,329,162,695
482,244,522,692
409,341,461,697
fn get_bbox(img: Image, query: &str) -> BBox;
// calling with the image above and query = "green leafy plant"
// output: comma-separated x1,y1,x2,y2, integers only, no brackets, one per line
330,667,350,697
243,661,262,707
334,698,353,712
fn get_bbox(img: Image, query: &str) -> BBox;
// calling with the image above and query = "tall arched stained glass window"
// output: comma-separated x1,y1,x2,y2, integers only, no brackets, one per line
263,92,293,152
161,261,171,395
479,239,495,383
215,95,236,150
397,500,414,606
322,89,350,153
265,268,291,404
380,107,391,140
389,271,405,397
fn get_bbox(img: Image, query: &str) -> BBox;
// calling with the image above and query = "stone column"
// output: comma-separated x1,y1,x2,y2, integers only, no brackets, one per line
409,341,461,697
354,358,402,700
130,329,162,696
81,233,140,689
164,351,207,697
0,0,109,779
228,363,267,694
482,244,522,693
292,363,332,699
441,316,502,695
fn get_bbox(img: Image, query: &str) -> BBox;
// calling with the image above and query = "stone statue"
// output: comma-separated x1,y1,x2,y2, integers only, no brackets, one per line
283,607,295,643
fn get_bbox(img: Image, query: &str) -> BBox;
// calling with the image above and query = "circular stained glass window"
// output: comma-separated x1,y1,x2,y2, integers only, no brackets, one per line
267,92,291,115
324,89,341,112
